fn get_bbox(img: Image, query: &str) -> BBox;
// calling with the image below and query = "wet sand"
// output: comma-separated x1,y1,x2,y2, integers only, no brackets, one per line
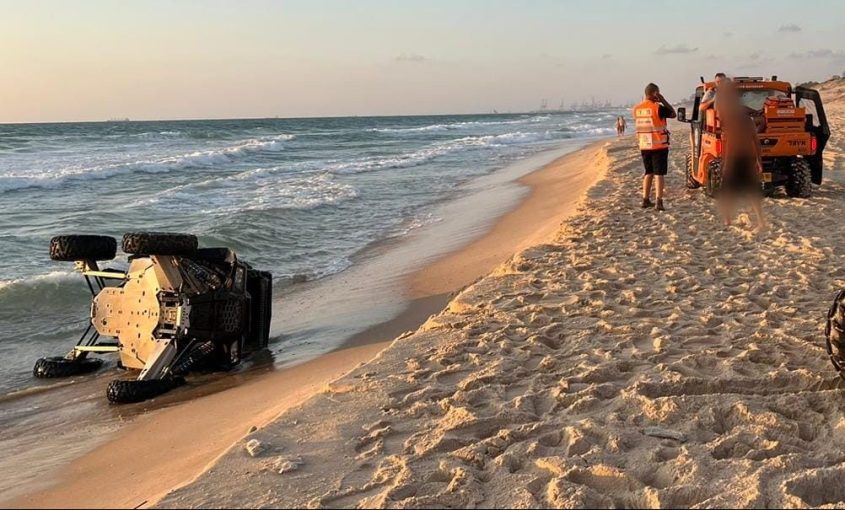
4,139,608,509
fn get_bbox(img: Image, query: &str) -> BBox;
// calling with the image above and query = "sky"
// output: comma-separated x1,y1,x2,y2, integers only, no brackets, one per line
2,0,845,123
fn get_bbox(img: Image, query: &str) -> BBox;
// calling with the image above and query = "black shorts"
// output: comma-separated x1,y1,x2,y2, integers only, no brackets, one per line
723,155,761,196
641,149,669,176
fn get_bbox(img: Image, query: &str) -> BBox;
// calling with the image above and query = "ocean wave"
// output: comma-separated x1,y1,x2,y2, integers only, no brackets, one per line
0,271,79,292
0,270,102,348
0,271,92,320
126,130,185,139
311,256,354,280
368,115,552,134
327,130,561,174
207,173,358,214
369,124,451,133
0,134,296,193
127,169,358,214
583,127,617,136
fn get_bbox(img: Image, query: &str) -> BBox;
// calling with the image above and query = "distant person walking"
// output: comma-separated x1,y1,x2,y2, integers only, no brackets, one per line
715,81,767,230
633,83,676,211
616,116,627,136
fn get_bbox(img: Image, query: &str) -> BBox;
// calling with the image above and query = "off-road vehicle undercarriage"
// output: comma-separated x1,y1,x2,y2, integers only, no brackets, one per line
33,232,272,403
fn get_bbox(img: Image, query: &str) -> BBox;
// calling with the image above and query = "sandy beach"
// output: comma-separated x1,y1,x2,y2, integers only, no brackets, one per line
143,80,845,509
6,78,844,509
8,3,845,509
3,139,608,509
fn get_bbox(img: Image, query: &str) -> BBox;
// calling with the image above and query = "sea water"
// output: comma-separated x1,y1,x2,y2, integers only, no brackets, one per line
0,111,623,395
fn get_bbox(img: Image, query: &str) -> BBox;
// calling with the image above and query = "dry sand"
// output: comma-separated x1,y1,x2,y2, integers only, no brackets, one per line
156,82,845,509
4,141,606,509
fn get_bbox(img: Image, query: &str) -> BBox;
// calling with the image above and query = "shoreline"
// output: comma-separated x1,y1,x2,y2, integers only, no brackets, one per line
4,138,612,509
341,138,608,352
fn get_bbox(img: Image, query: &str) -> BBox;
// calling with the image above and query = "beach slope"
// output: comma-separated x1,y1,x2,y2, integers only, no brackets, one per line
161,83,845,508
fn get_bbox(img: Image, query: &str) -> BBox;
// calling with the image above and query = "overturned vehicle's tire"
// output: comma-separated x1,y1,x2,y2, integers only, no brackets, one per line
106,377,186,404
33,356,104,378
122,232,198,256
49,235,117,262
246,269,273,352
171,341,216,375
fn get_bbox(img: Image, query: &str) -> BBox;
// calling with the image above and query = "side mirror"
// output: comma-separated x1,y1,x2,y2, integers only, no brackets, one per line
677,107,687,123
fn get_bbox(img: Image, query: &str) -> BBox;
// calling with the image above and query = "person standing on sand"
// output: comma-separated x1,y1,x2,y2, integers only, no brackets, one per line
616,116,627,136
715,81,767,230
633,83,676,211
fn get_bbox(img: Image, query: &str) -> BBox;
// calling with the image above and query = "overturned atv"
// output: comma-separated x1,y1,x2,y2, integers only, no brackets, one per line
34,232,272,403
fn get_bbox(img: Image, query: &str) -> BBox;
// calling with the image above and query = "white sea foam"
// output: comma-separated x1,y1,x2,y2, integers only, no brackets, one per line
583,127,617,136
310,256,354,280
127,167,358,214
327,130,559,175
368,115,552,134
0,134,296,193
0,271,77,292
127,130,184,139
206,173,358,214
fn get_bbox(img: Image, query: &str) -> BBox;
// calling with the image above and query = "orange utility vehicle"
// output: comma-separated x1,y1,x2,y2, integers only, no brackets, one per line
677,76,829,197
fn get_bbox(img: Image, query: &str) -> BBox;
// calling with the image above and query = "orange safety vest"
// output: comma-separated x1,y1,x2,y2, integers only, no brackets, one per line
633,99,669,151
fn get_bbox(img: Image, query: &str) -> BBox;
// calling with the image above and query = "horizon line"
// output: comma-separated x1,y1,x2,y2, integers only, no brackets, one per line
0,106,635,127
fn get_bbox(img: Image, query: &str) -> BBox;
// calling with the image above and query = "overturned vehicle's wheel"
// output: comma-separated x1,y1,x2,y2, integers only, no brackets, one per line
122,232,198,256
246,269,273,352
49,235,117,262
106,377,186,404
33,356,104,378
171,341,216,375
826,290,845,378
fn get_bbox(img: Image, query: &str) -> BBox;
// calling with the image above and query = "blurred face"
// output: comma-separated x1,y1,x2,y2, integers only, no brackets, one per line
715,75,726,86
649,88,660,100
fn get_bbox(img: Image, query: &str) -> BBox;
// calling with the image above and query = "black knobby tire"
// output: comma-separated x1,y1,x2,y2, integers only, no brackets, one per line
685,154,701,189
785,159,813,198
227,339,242,366
122,232,197,256
826,290,845,378
247,270,273,351
106,377,185,404
706,159,722,198
171,341,215,375
215,338,244,371
258,272,272,349
49,235,117,262
33,356,103,378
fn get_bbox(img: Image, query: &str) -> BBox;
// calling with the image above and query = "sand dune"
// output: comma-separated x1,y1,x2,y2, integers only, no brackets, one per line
819,79,845,174
159,85,845,509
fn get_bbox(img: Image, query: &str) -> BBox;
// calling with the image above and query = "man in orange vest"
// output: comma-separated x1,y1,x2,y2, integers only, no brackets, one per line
634,83,676,211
